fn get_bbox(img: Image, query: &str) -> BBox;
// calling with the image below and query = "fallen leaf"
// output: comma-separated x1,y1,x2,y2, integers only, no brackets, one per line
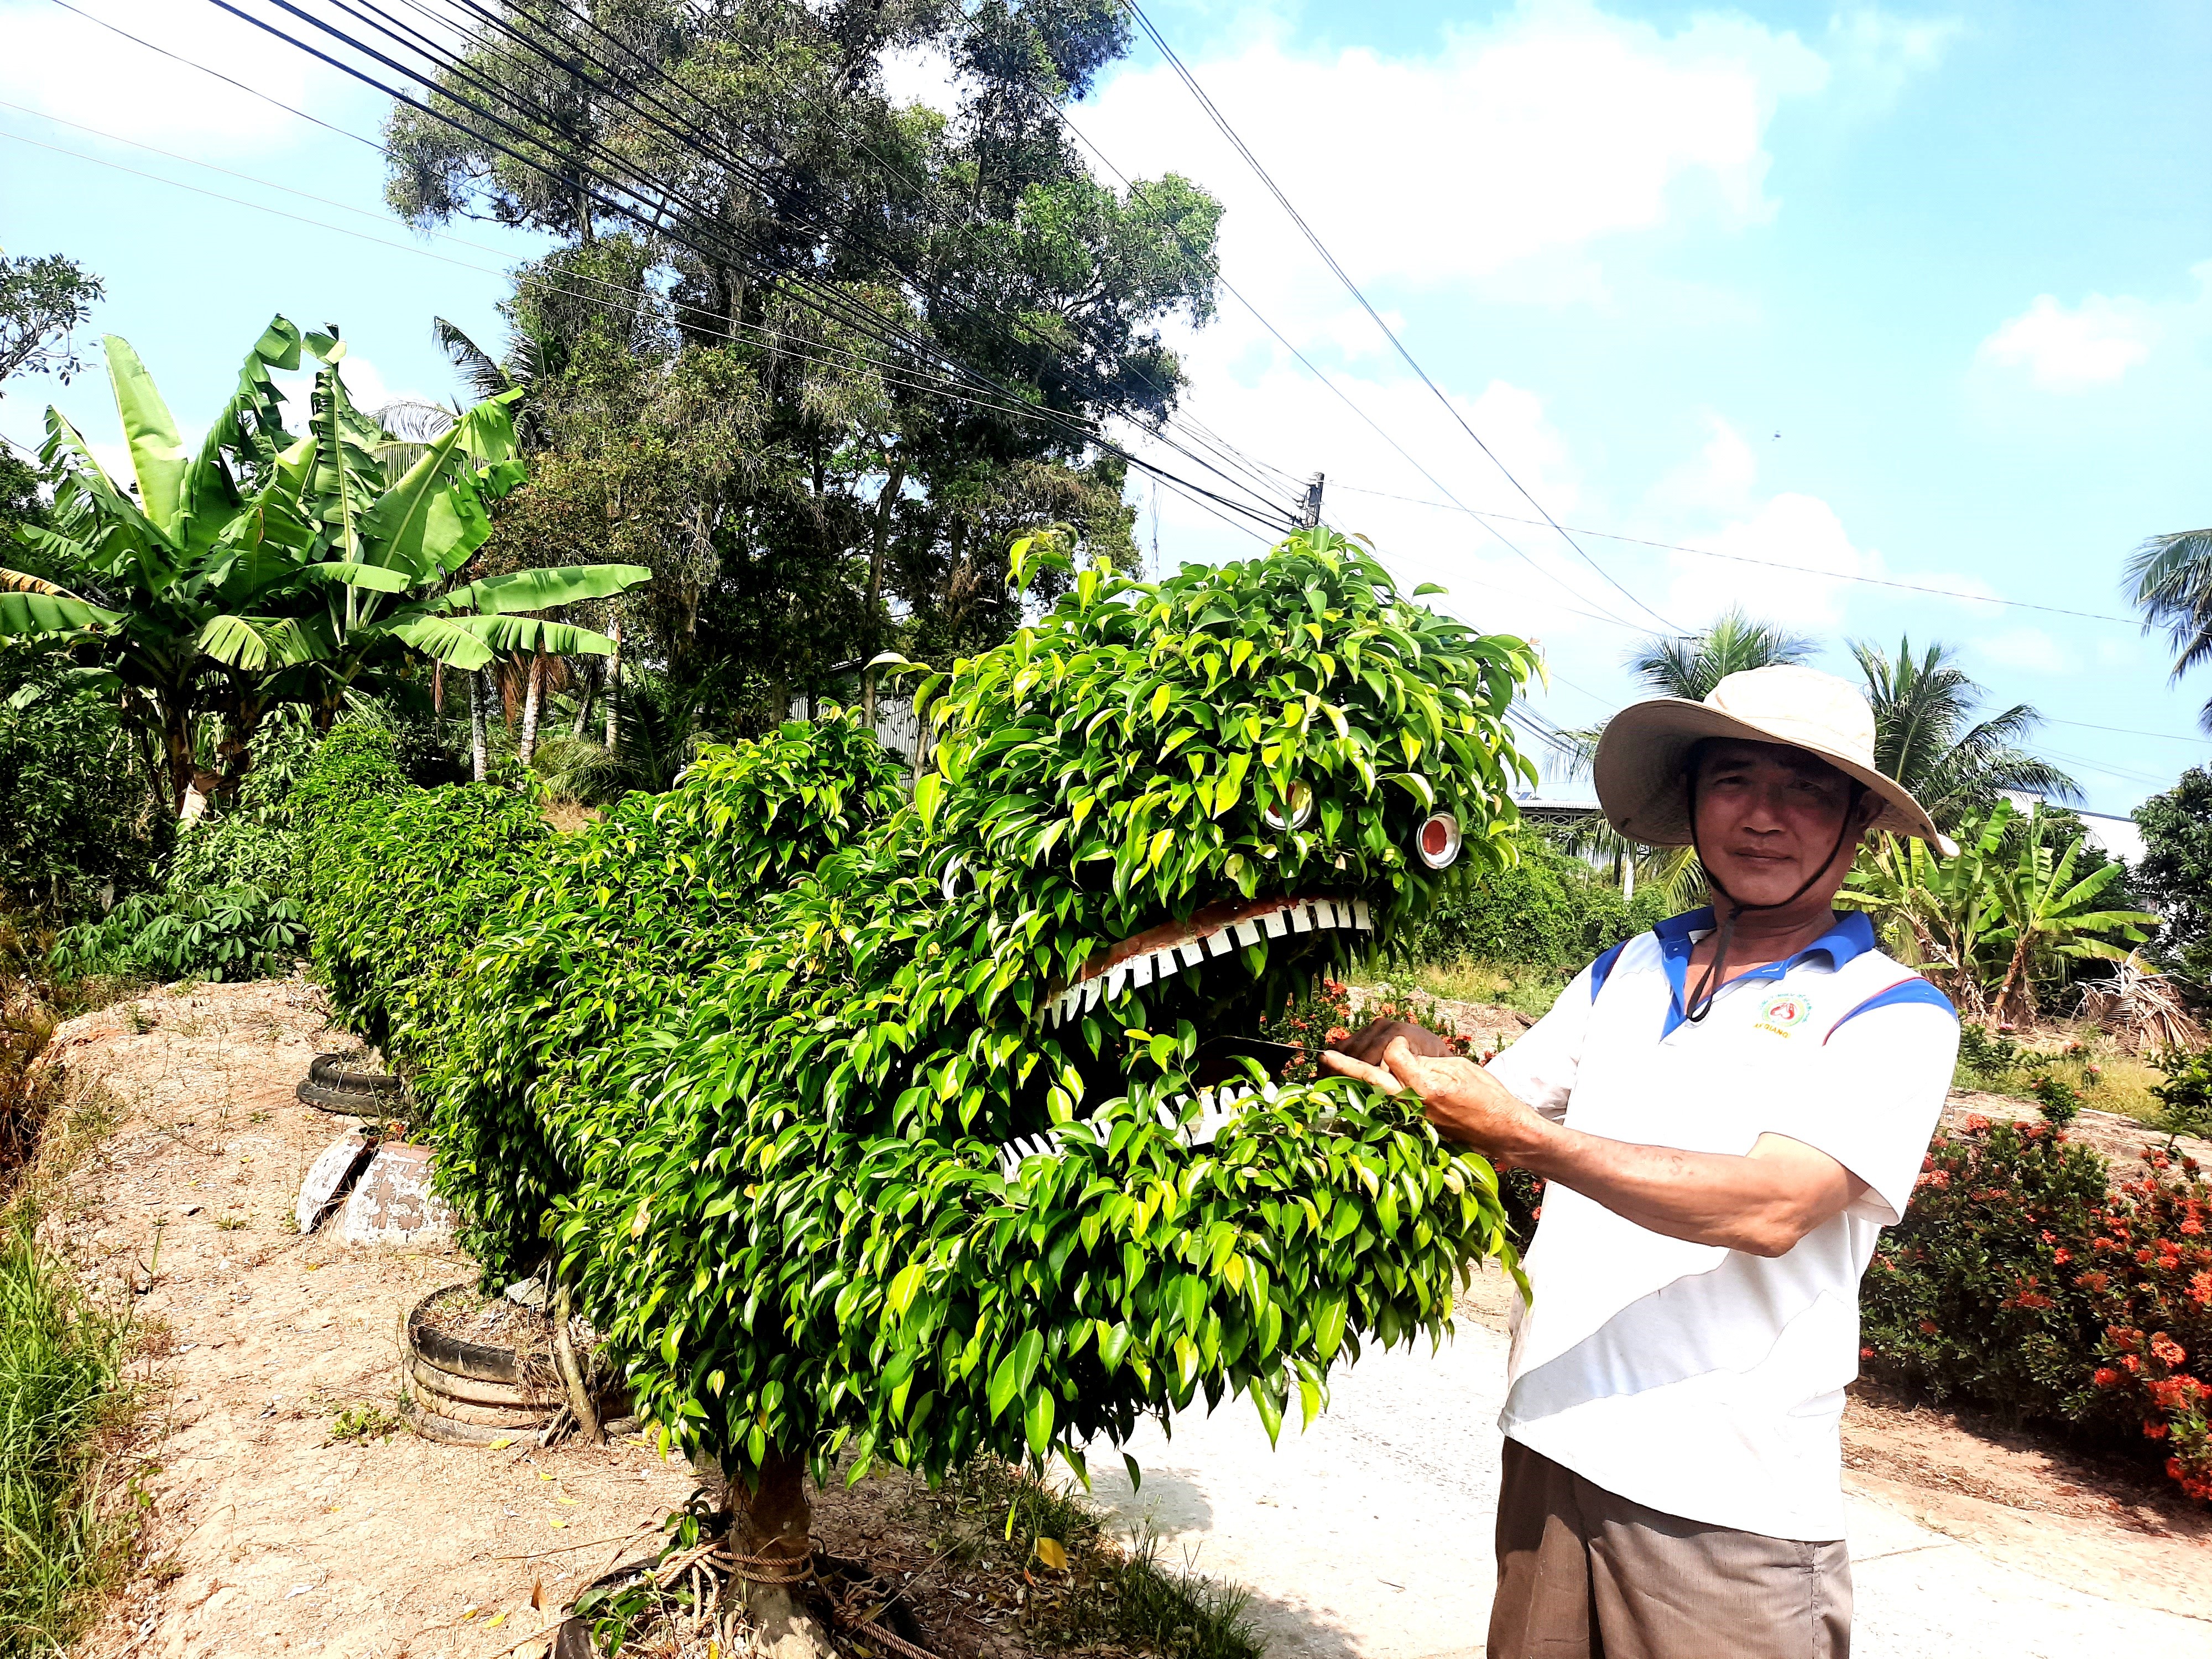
1034,1537,1068,1572
555,1496,576,1506
538,1470,554,1482
460,1604,480,1621
488,1437,514,1451
487,1611,507,1629
549,1519,567,1530
531,1579,545,1611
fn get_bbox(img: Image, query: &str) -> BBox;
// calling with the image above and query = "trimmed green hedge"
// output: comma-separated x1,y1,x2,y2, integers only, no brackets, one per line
1404,827,1671,971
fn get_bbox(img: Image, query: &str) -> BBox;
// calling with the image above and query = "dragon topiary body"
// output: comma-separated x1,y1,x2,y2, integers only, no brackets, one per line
304,529,1541,1586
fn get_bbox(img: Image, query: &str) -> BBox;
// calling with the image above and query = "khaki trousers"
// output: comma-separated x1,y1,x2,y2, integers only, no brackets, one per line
1488,1439,1852,1659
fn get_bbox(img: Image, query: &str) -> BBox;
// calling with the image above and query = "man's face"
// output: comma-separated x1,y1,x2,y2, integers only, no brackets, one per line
1691,739,1870,909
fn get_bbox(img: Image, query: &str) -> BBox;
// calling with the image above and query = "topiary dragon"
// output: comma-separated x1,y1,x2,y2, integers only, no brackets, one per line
304,526,1541,1652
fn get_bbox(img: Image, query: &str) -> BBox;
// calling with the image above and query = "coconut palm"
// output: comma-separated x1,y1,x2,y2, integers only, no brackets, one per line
1558,608,1817,905
1626,607,1818,700
1850,637,2079,830
2128,526,2212,729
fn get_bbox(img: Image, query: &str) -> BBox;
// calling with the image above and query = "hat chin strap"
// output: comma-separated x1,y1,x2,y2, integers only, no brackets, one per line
1681,781,1863,1025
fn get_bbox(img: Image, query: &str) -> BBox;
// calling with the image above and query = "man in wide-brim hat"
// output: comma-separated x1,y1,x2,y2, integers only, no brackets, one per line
1328,664,1961,1659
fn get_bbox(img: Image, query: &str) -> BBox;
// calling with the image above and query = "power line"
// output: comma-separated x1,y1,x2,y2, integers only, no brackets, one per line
1119,0,1684,636
46,0,384,152
1033,87,1663,636
0,119,1283,545
193,0,1297,535
1332,481,2143,628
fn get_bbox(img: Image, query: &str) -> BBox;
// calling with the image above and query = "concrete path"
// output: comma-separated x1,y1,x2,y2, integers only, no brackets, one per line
1086,1318,2212,1659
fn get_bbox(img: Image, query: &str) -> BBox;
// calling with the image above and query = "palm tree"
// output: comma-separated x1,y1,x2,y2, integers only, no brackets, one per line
1558,608,1818,905
1625,607,1818,700
2127,527,2212,729
1850,637,2079,830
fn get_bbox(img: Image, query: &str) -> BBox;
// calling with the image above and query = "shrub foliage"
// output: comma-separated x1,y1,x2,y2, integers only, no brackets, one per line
301,530,1538,1516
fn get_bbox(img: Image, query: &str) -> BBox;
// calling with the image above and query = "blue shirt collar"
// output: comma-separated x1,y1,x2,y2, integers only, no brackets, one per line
1650,906,1874,1038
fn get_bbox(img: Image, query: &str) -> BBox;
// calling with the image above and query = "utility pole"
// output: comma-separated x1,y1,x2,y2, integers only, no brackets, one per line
1298,473,1325,529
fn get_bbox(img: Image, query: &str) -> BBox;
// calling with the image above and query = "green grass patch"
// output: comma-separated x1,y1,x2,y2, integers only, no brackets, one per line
1953,1025,2169,1125
0,1200,136,1654
907,1457,1263,1659
1355,959,1568,1024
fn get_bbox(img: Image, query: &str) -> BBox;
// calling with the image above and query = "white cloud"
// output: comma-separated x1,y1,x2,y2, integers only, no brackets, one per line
0,0,379,154
1824,8,1966,111
1974,626,2073,674
1082,2,1829,327
1978,293,2157,392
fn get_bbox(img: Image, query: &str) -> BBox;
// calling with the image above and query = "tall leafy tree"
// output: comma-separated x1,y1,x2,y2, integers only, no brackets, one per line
2136,766,2212,978
1850,637,2078,829
2128,526,2212,729
0,248,104,385
385,0,1219,731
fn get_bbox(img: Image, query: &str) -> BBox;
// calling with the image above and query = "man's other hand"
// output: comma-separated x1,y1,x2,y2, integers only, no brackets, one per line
1322,1035,1548,1163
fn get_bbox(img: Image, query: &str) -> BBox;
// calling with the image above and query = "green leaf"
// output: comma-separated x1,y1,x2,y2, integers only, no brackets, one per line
1023,1387,1056,1459
0,591,119,637
447,563,652,615
102,333,190,538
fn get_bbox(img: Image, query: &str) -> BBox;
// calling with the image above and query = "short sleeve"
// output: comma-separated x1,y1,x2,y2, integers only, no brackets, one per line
1485,960,1600,1123
1759,999,1959,1225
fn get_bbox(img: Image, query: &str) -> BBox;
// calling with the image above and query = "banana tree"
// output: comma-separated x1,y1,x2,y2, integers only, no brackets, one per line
2,318,650,810
1986,808,2158,1026
1843,804,2015,1016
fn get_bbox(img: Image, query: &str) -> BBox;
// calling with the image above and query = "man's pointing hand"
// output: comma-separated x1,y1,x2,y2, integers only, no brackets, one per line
1321,1032,1548,1164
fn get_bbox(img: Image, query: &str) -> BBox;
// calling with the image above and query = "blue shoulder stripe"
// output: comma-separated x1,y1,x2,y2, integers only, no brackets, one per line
1825,976,1956,1041
1589,938,1631,1003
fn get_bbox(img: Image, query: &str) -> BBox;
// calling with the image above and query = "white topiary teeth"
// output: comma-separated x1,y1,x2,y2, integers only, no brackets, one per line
1035,895,1373,1032
994,1080,1285,1181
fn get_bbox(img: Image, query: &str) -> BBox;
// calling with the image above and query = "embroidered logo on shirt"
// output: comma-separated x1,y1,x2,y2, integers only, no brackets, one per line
1753,991,1812,1038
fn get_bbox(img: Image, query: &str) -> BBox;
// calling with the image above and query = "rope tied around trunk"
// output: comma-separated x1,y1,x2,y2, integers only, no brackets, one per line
712,1541,817,1587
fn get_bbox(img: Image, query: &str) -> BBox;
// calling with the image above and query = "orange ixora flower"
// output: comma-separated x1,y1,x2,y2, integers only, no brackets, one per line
2152,1333,2188,1369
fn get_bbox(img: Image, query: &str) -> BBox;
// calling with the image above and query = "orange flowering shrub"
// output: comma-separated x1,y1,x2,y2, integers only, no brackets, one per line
1264,976,1473,1082
1866,1116,2212,1502
2080,1148,2212,1499
1864,1118,2109,1425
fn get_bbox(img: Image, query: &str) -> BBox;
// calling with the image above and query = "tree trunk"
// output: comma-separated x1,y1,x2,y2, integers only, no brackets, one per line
518,648,546,769
571,656,598,740
212,692,267,807
604,618,622,755
471,669,490,784
160,708,196,816
863,459,904,733
728,1453,831,1659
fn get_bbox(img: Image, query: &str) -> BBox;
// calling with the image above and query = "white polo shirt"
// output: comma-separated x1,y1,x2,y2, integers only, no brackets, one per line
1486,906,1958,1541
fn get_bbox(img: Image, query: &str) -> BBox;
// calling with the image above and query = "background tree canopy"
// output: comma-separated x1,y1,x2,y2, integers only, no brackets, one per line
388,0,1224,737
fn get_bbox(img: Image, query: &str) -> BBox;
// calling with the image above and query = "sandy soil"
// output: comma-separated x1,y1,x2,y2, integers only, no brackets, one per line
38,977,2212,1656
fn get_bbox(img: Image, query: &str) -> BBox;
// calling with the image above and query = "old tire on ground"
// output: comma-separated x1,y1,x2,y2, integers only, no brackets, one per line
397,1291,561,1446
297,1053,403,1114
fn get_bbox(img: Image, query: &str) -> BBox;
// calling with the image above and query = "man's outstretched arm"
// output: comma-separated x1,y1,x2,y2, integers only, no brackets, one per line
1322,1037,1863,1258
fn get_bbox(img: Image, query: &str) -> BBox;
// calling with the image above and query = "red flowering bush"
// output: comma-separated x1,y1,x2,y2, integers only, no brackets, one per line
2078,1148,2212,1498
1866,1117,2212,1501
1264,976,1474,1082
1863,1117,2110,1424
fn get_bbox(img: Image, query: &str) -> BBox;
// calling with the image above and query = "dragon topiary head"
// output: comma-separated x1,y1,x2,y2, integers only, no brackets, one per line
542,528,1542,1498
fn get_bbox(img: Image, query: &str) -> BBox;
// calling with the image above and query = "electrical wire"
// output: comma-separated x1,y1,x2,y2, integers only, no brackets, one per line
1119,0,1684,635
350,0,1300,524
197,0,1297,534
1030,85,1665,636
1332,480,2143,629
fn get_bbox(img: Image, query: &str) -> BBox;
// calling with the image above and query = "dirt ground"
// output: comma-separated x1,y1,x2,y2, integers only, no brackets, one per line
40,981,1050,1659
37,978,2212,1655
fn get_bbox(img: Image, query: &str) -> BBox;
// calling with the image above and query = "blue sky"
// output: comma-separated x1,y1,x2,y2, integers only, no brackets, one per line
3,0,2208,815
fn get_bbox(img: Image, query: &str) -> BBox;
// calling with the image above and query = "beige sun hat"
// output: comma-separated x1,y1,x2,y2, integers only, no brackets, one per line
1592,664,1957,858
